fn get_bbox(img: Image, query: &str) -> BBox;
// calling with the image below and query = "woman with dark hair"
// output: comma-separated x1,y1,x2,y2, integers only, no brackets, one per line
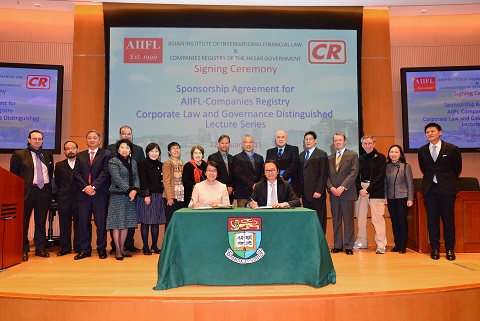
182,145,207,206
384,145,414,254
247,160,301,209
136,143,165,255
188,161,229,208
162,142,184,227
107,139,140,261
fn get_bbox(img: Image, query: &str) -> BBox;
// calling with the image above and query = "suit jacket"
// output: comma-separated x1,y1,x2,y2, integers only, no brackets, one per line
208,151,235,189
247,178,301,208
418,140,462,195
107,143,145,164
233,151,264,199
182,160,207,205
266,144,301,196
327,149,359,201
10,148,54,200
299,147,328,202
74,148,112,197
138,158,163,195
54,159,78,211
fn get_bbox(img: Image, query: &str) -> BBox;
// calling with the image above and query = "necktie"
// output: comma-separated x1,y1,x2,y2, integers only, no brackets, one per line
88,151,94,184
223,154,229,174
270,183,278,205
36,154,44,189
278,148,283,158
432,145,437,162
335,151,342,172
304,150,310,168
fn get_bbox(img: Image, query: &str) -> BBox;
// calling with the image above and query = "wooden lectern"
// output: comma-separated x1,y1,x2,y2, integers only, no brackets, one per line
0,166,24,269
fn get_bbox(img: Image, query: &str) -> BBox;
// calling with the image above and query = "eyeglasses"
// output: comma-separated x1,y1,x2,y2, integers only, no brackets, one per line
206,169,217,173
264,169,277,173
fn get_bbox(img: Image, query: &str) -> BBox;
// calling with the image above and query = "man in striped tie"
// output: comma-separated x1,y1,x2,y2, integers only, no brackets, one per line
327,132,359,255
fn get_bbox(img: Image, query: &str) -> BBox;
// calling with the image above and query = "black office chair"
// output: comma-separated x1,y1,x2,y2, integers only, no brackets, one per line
458,177,480,191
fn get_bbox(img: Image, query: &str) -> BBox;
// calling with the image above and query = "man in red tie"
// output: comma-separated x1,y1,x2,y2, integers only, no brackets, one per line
73,130,112,260
10,130,54,261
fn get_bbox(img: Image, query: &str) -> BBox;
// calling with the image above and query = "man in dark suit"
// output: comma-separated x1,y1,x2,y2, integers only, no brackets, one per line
265,130,301,197
299,131,329,233
107,125,145,253
54,140,81,256
73,130,112,260
418,123,462,261
233,135,264,208
10,129,54,261
207,134,235,204
327,132,359,255
247,160,301,209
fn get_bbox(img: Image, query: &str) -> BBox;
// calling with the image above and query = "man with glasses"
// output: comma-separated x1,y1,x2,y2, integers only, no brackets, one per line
54,141,81,256
247,160,301,209
10,130,54,261
265,130,301,198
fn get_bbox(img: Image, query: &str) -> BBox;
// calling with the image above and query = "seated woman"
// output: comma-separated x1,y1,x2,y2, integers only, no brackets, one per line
188,161,230,208
247,160,301,209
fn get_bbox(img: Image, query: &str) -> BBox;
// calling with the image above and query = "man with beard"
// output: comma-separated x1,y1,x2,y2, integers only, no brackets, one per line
54,141,81,256
10,130,54,261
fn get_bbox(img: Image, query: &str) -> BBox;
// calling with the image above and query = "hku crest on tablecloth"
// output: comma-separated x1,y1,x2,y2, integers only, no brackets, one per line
225,217,265,264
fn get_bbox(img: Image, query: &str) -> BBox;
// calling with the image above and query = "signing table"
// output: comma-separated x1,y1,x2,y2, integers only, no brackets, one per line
154,208,336,290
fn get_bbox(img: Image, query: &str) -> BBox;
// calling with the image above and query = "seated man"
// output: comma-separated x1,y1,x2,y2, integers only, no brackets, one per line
247,160,301,209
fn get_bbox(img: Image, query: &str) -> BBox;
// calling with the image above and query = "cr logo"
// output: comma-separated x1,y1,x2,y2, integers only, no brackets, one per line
26,75,51,89
308,40,347,64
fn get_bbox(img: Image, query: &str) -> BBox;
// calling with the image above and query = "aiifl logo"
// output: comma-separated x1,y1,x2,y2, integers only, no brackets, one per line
26,75,50,90
413,77,436,92
308,40,346,64
124,38,163,64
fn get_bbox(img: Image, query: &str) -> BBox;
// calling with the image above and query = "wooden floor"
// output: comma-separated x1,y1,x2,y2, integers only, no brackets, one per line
1,247,480,321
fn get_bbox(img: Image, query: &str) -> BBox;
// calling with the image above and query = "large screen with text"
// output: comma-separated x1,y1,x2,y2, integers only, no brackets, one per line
401,66,480,153
0,62,63,154
108,27,360,160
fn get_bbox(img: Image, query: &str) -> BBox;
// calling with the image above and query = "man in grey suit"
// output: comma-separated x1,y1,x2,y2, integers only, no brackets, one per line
327,132,359,255
107,125,145,253
10,130,54,261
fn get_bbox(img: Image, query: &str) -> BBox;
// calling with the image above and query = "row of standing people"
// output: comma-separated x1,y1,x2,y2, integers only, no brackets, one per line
10,122,461,262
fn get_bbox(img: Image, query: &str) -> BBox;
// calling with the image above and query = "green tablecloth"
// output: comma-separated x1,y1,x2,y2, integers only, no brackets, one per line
154,208,336,290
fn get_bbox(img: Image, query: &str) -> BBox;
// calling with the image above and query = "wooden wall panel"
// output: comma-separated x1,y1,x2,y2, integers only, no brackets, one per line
71,4,105,150
361,9,394,149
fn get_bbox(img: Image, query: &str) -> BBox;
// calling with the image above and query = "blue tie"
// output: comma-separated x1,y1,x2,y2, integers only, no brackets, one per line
304,150,310,168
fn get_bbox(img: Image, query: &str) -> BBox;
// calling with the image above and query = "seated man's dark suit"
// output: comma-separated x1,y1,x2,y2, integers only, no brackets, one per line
55,159,80,253
233,151,264,202
247,178,301,208
74,148,112,255
265,144,301,197
208,151,235,204
10,149,54,254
